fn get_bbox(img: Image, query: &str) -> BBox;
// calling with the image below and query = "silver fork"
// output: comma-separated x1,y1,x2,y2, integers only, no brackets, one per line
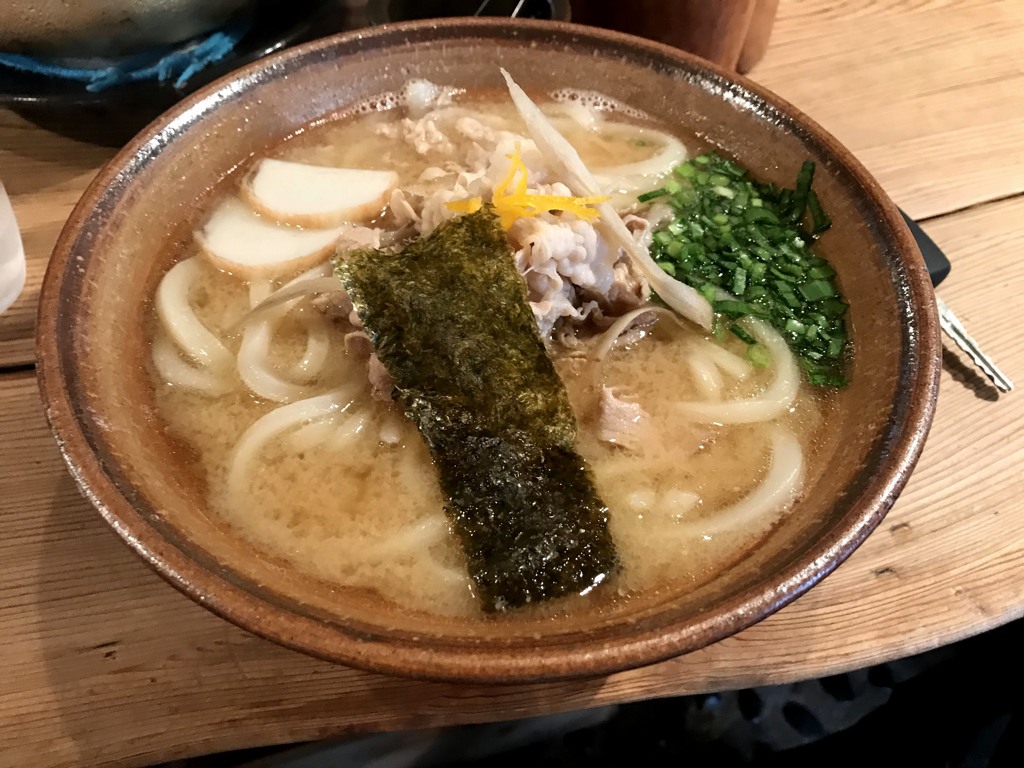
936,297,1013,392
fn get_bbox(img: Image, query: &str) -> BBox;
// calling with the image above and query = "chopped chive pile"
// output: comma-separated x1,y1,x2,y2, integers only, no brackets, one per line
642,152,848,387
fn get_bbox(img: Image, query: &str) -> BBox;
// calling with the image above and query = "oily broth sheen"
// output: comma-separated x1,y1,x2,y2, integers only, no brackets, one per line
284,99,660,189
154,263,477,616
151,95,832,619
564,326,824,598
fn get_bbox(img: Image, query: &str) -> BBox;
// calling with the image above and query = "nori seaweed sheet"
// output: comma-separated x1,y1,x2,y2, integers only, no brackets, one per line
336,208,617,611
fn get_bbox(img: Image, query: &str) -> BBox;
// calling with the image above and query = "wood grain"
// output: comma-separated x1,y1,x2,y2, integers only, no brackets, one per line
754,0,1024,221
2,194,1022,767
0,110,116,367
2,0,1023,764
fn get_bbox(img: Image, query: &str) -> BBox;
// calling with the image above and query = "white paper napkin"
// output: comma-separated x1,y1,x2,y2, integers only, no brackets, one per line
0,181,26,314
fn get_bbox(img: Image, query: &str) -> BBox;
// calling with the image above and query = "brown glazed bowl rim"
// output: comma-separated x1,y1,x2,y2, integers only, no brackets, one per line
37,18,941,683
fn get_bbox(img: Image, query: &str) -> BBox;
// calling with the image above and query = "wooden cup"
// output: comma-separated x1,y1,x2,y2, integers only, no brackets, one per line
572,0,780,72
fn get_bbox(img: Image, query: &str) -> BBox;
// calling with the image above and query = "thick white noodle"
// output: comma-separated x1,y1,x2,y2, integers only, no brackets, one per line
152,332,232,395
329,412,370,451
694,338,752,380
589,306,682,362
155,257,234,371
280,263,334,383
678,427,804,539
227,390,354,499
288,413,340,452
236,276,346,330
238,282,319,403
659,489,701,520
592,124,689,197
287,310,331,382
290,262,334,283
686,350,723,400
237,264,336,402
356,517,448,559
501,68,713,330
677,318,798,424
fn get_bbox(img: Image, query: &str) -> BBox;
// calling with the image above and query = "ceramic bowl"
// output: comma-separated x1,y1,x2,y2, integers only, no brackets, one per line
36,19,940,683
0,0,259,57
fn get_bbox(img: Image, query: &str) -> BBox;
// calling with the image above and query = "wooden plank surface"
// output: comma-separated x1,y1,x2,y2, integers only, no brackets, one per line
2,194,1022,767
0,110,116,366
2,0,1023,764
758,0,1024,219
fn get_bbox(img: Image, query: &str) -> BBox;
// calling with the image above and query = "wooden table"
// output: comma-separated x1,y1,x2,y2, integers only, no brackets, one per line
2,1,1023,765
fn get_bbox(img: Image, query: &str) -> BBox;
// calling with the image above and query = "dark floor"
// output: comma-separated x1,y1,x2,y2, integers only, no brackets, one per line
165,618,1024,768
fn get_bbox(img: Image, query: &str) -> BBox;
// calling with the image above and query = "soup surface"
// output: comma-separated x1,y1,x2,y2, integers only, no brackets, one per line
150,82,834,618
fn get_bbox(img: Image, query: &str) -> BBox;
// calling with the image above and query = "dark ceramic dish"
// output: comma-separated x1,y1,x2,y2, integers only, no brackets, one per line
36,19,941,683
0,0,340,146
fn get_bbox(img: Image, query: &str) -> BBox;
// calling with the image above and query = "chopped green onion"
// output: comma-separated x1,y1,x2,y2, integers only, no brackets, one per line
744,207,779,225
731,267,747,296
808,263,836,280
807,189,832,234
675,163,696,179
730,324,757,345
788,161,815,223
638,151,848,386
747,343,772,367
718,159,746,179
638,188,668,203
714,299,754,316
797,279,836,301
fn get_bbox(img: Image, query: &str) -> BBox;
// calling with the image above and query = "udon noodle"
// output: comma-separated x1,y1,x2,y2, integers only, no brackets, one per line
148,78,827,617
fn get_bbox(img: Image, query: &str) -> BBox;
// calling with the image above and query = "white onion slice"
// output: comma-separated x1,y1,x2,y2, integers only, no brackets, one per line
501,68,713,330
